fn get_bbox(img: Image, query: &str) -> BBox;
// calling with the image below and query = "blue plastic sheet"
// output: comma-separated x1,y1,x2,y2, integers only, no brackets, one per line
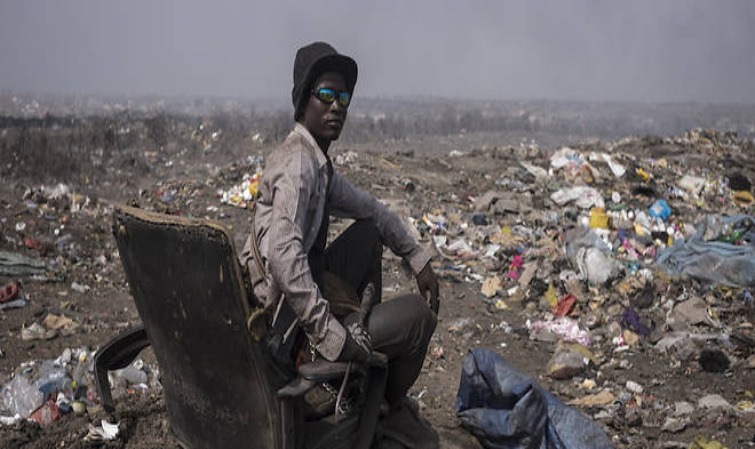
455,348,614,449
656,215,755,288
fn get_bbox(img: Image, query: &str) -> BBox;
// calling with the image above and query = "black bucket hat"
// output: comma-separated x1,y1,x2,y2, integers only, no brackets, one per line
292,42,358,121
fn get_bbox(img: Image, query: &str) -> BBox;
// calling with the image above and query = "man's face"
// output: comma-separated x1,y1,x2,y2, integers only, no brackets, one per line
301,71,349,144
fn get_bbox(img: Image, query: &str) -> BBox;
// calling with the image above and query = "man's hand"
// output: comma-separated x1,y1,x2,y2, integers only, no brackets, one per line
338,321,372,363
416,262,440,315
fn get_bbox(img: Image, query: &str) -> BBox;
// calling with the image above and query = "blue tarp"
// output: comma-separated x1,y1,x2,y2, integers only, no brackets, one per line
656,215,755,288
455,348,614,449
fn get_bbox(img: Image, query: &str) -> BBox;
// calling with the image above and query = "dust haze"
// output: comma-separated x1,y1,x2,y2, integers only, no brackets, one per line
1,0,754,104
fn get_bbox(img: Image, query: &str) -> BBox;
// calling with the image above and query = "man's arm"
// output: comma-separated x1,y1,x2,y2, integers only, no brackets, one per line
328,172,440,313
328,172,431,275
265,147,347,361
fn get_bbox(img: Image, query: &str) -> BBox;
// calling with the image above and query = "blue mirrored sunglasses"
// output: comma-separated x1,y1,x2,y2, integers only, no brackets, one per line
312,87,351,107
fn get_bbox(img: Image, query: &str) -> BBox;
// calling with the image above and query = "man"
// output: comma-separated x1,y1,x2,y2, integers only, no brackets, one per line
240,42,439,445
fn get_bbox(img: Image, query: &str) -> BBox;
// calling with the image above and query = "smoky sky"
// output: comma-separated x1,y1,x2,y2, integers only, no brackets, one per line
1,0,754,103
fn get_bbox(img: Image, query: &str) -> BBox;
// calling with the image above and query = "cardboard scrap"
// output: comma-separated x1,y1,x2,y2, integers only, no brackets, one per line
568,389,616,407
481,275,502,298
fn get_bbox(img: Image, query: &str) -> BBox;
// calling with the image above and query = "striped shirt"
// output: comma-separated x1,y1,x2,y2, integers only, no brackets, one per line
240,124,431,361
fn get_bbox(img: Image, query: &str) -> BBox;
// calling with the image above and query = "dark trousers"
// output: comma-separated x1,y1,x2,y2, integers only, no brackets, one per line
323,220,437,406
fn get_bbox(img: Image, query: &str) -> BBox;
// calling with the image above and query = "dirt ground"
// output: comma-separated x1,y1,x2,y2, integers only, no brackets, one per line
1,117,754,449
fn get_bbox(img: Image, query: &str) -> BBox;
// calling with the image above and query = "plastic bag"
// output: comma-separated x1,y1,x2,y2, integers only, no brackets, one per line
656,215,755,288
455,348,614,449
2,375,43,417
1,361,71,418
564,228,622,286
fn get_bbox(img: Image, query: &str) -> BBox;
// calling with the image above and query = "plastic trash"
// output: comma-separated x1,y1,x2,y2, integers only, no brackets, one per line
527,317,592,346
2,375,44,418
621,308,650,336
401,179,415,192
732,190,754,207
577,247,619,286
2,359,73,419
455,348,614,449
656,215,755,288
70,350,90,398
520,161,549,179
219,172,261,208
648,199,671,221
112,365,148,385
678,175,706,196
592,152,626,178
625,381,644,394
688,435,728,449
635,167,651,182
29,399,60,426
589,208,609,229
549,147,583,170
34,362,69,395
85,420,121,442
564,227,622,285
550,186,605,209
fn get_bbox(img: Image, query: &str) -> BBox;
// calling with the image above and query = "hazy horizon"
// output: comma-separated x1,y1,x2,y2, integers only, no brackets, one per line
2,1,754,104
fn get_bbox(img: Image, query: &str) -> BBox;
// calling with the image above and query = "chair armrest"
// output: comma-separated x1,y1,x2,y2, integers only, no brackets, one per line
280,352,389,399
94,325,151,414
277,360,357,398
297,360,358,383
297,349,388,383
277,377,316,398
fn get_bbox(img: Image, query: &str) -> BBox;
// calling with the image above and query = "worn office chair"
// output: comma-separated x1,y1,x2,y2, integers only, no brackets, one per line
95,205,386,449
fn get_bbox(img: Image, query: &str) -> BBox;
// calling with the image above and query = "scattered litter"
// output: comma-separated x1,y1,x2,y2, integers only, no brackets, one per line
85,420,120,442
528,317,592,346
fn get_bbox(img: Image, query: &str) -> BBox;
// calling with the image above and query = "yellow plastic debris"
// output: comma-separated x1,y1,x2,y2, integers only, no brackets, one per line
732,190,754,207
634,222,647,237
636,168,651,182
589,207,609,229
248,173,261,198
688,436,728,449
736,400,755,412
545,284,558,308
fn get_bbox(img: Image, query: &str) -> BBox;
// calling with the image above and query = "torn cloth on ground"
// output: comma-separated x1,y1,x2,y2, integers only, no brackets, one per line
0,251,62,281
455,348,614,449
655,215,755,288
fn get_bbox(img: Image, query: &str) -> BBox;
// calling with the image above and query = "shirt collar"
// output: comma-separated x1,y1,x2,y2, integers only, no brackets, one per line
293,123,329,169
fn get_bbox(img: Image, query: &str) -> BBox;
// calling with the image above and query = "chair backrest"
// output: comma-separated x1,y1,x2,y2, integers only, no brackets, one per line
113,205,282,449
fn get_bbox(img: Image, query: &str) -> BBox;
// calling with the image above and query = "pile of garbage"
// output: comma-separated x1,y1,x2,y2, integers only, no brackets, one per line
217,154,264,209
0,345,157,441
395,129,754,447
1,125,753,448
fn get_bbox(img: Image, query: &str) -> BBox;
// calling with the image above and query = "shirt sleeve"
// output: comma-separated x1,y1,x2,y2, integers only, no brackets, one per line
328,171,431,274
265,146,346,361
